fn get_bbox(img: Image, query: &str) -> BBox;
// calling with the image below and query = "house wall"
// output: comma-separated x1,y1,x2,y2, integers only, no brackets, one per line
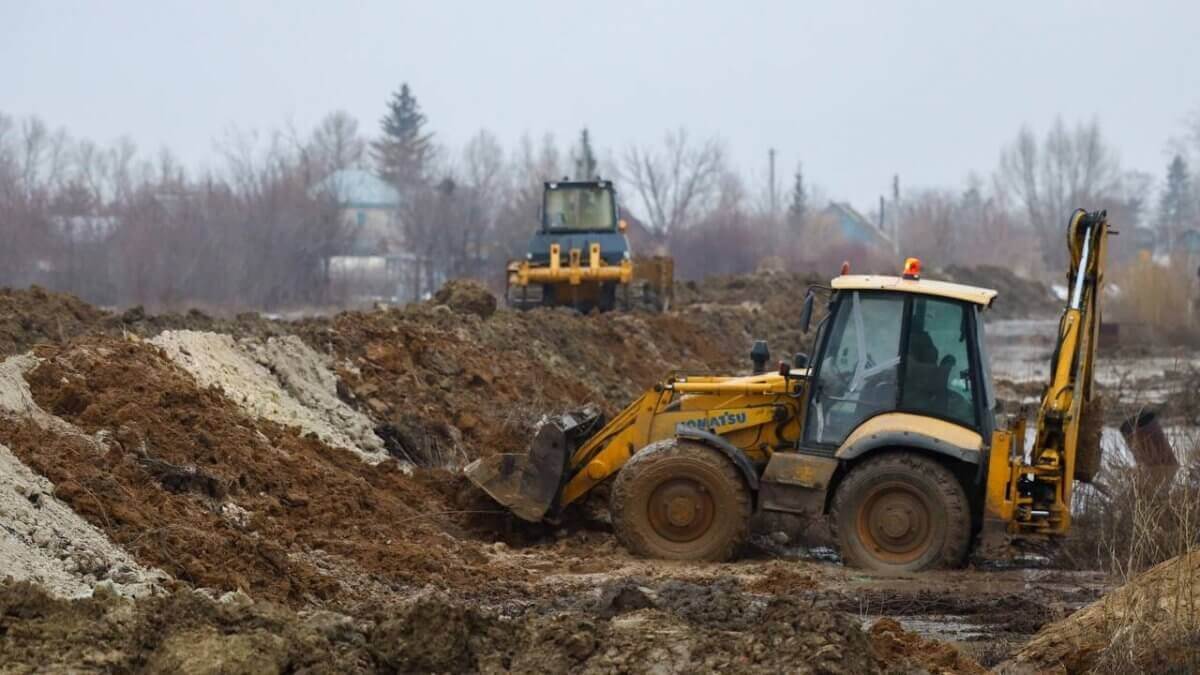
341,206,401,254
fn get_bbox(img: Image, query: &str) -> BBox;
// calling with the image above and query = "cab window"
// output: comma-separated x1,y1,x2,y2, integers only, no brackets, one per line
900,296,977,428
805,291,904,445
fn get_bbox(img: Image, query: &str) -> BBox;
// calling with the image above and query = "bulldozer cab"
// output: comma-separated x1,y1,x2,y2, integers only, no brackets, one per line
803,276,997,449
542,180,618,232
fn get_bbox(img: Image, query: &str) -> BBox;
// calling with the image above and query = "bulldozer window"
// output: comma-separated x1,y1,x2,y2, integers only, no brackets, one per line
544,187,615,231
900,297,977,428
805,291,904,445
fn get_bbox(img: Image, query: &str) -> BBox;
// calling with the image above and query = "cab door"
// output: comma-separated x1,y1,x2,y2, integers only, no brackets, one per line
804,291,906,446
899,295,980,429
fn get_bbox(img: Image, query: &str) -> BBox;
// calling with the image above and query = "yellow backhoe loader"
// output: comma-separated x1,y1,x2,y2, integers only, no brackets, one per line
468,209,1109,571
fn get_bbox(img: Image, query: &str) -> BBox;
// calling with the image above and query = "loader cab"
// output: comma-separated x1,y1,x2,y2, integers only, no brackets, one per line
802,271,998,449
528,180,630,266
541,180,619,233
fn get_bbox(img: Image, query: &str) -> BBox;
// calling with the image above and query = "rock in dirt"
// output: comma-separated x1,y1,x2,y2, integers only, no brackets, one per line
432,279,497,318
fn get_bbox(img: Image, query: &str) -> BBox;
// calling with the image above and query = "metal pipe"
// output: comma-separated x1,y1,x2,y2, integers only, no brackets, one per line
1070,224,1093,310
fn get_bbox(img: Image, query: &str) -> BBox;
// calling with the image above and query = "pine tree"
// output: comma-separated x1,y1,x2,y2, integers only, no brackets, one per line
573,128,597,180
787,163,808,230
1159,154,1196,247
371,83,434,189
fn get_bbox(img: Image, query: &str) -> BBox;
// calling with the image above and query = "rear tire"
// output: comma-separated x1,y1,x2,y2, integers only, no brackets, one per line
611,439,751,561
830,452,970,573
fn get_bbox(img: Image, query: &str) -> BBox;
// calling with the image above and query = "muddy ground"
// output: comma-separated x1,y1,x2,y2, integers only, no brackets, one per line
0,269,1194,673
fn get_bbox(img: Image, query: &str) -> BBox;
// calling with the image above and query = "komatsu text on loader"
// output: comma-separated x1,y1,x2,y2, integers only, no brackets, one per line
470,209,1109,572
506,179,673,312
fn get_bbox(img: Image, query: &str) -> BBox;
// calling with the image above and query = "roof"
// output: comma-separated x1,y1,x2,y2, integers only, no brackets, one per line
832,274,998,307
311,169,401,208
823,202,892,246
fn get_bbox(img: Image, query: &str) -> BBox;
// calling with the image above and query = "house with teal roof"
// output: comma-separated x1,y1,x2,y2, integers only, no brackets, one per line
312,169,417,302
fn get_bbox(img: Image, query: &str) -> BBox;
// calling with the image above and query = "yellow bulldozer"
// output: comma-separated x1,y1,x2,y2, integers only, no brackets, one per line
469,209,1109,572
506,179,673,312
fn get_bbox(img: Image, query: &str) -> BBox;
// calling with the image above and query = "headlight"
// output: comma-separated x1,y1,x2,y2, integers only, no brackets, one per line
623,251,631,260
526,253,533,260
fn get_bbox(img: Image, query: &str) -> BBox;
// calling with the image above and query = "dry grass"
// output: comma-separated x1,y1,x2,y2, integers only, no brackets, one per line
1055,432,1200,672
1109,253,1200,345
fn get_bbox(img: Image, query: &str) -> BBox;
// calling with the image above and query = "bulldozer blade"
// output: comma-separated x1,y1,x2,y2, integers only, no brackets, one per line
464,406,602,522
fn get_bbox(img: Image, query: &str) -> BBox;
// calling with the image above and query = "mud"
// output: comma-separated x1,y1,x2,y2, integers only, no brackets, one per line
0,574,969,674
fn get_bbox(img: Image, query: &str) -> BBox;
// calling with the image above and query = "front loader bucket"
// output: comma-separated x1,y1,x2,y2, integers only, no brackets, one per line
464,406,602,522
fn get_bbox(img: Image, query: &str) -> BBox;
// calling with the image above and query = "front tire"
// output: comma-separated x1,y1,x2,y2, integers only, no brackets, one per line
610,439,751,561
830,452,971,573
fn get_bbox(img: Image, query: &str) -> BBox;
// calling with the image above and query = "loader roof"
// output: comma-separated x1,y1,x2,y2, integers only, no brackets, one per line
832,274,998,307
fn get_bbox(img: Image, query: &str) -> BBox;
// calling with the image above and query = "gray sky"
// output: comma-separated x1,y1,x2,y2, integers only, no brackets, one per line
4,1,1199,209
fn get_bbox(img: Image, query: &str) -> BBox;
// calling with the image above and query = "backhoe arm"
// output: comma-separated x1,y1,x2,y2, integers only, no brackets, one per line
987,209,1108,536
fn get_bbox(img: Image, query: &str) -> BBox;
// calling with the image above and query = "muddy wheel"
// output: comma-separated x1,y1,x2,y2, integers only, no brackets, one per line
610,439,751,561
830,452,970,573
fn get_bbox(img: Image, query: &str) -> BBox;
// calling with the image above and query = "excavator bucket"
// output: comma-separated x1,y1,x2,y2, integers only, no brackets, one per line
464,406,603,522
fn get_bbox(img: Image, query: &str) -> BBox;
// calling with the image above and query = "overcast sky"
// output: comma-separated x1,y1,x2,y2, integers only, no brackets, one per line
4,1,1199,209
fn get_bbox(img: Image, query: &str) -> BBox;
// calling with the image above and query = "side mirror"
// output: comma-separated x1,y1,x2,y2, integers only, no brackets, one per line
799,291,815,334
793,353,809,369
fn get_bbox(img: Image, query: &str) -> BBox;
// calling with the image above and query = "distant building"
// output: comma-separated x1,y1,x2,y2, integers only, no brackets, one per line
311,169,403,254
49,215,120,243
820,202,894,251
1179,229,1200,268
311,169,416,302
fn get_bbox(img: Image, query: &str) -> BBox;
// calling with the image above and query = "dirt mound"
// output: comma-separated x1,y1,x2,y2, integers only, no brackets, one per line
675,270,823,356
432,278,498,318
1005,550,1200,673
939,264,1058,318
0,286,109,358
869,618,985,674
293,302,756,467
0,336,509,606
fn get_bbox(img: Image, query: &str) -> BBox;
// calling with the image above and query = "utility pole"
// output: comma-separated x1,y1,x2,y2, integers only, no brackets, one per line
768,148,777,215
891,174,901,255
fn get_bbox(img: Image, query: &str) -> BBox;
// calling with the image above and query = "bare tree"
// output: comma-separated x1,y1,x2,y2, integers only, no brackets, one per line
899,189,960,263
457,129,505,274
309,110,365,176
997,117,1121,269
621,128,725,237
493,133,562,264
